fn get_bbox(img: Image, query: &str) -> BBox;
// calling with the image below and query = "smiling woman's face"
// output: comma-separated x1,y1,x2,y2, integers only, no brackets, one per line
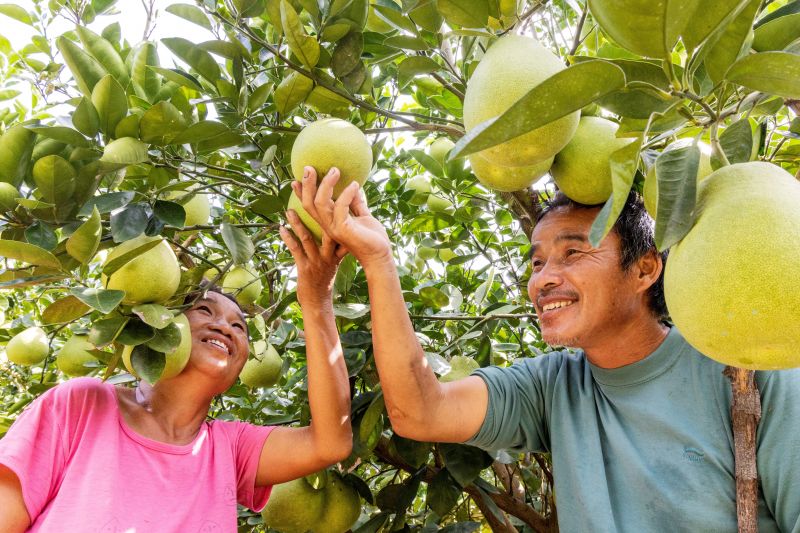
183,291,249,387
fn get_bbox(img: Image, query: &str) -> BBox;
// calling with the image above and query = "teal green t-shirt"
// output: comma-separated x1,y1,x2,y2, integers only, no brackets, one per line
467,327,800,532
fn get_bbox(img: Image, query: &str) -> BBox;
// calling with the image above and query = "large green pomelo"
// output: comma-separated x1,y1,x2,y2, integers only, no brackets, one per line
643,141,714,218
287,192,323,243
469,153,553,192
463,35,579,167
262,477,327,533
167,190,211,227
550,116,636,205
56,335,96,376
405,175,431,205
439,355,480,382
665,162,800,370
240,341,283,388
291,118,373,199
0,182,20,212
6,327,49,365
103,235,181,305
316,474,361,533
428,137,455,164
426,194,453,213
0,125,35,187
222,265,263,306
122,313,192,380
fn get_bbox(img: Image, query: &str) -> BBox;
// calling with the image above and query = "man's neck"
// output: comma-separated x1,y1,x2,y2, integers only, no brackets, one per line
583,319,670,369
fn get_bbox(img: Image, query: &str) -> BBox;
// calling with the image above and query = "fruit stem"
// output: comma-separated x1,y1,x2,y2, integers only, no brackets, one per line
710,121,731,167
723,366,761,533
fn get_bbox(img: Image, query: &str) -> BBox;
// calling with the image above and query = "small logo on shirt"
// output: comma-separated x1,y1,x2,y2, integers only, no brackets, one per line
683,446,705,463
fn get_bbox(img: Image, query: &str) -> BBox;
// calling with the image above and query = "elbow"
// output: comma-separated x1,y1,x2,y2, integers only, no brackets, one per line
386,404,428,441
316,430,353,465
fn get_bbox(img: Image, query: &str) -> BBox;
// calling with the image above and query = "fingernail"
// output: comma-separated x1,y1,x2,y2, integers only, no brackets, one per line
327,167,338,177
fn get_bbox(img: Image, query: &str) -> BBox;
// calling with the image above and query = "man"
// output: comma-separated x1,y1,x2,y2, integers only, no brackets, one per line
293,167,800,532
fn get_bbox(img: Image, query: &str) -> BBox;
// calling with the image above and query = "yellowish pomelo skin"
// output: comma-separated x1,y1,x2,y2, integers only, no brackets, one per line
166,190,211,227
439,355,480,382
6,326,49,365
122,313,193,380
239,342,282,388
551,116,636,205
290,118,373,199
316,474,361,533
0,182,20,211
428,137,455,164
262,477,327,533
102,235,181,305
56,335,96,376
405,175,431,205
222,265,263,306
665,162,800,369
287,191,324,243
469,153,553,192
643,141,714,218
463,35,580,167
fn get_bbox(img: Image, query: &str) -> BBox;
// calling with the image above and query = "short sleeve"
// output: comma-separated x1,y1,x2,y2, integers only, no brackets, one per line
755,369,800,532
0,385,70,519
230,422,276,511
465,356,555,453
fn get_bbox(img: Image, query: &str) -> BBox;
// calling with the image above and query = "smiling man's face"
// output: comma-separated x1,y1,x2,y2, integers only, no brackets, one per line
184,291,249,385
527,206,641,349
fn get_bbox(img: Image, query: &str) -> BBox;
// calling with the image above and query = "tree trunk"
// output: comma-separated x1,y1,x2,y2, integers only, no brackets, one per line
724,366,761,532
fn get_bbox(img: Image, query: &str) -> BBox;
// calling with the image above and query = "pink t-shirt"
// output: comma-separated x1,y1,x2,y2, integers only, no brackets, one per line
0,377,274,532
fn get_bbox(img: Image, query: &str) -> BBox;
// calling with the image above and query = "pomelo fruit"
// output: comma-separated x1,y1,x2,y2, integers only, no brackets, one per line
426,194,453,213
56,335,96,376
239,341,282,388
0,182,19,212
463,34,579,167
428,137,455,164
287,191,324,243
262,477,327,533
222,265,263,306
316,473,361,533
102,235,181,305
406,175,431,205
550,116,636,205
290,118,373,199
469,153,553,192
167,189,211,227
122,313,193,380
665,162,800,369
643,141,714,218
6,326,49,365
439,355,480,382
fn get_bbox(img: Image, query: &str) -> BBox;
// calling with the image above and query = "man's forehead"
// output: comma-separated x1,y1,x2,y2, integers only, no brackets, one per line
530,230,589,254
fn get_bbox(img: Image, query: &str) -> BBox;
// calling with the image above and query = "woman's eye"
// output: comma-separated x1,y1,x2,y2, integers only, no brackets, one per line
233,323,245,331
197,305,212,314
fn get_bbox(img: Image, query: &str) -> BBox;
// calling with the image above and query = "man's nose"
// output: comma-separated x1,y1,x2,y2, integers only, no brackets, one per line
529,260,564,294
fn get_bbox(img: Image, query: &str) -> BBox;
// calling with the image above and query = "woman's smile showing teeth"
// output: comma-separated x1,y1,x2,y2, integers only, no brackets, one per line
204,337,230,355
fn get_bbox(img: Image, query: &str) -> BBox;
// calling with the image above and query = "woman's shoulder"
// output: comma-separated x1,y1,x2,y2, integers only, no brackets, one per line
39,377,116,410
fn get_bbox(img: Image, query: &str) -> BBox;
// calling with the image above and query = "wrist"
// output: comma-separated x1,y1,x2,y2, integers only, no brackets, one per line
357,248,395,271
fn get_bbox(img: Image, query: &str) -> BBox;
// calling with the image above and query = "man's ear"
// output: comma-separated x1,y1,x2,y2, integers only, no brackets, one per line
634,250,663,294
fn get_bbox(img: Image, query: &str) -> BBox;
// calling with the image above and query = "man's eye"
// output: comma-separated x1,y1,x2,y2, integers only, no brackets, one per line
531,259,543,271
565,249,582,257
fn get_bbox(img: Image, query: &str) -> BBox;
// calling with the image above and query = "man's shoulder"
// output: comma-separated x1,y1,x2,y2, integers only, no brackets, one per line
476,348,587,384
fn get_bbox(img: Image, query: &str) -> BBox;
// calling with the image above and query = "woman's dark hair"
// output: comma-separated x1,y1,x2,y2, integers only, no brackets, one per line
183,280,244,313
535,190,669,320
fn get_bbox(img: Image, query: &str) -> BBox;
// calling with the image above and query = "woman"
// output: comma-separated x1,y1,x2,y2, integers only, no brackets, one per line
0,211,350,532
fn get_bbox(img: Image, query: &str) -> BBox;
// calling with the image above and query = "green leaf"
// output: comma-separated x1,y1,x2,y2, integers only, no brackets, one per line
25,221,57,251
110,203,149,243
0,125,35,188
67,206,102,264
130,42,161,101
221,222,255,265
146,322,181,352
139,101,187,145
725,52,800,99
332,31,364,77
392,434,431,468
753,13,800,52
450,61,625,160
681,0,751,52
101,237,161,276
32,155,76,204
153,200,186,227
306,86,351,116
56,36,108,97
172,120,230,144
718,119,754,164
76,26,129,86
704,0,760,83
132,304,174,329
0,239,61,269
100,137,148,169
398,56,440,87
358,392,385,446
89,316,128,347
589,138,642,246
162,37,220,85
373,4,416,33
0,4,33,25
78,191,135,216
419,286,449,309
91,74,128,135
274,71,313,115
0,89,20,101
280,0,321,69
129,344,166,384
436,0,488,28
72,97,100,137
440,443,493,487
332,303,370,319
427,469,462,517
70,287,125,314
27,126,92,147
165,3,213,30
42,295,91,325
383,35,430,51
653,142,700,250
116,319,155,345
147,66,203,92
410,0,443,32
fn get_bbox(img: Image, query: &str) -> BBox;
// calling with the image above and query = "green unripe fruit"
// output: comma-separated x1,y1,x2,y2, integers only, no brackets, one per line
428,137,455,164
0,182,20,212
439,355,480,382
56,335,97,377
287,192,324,243
222,265,263,306
122,313,193,380
405,175,431,205
6,327,49,366
102,235,181,305
239,342,282,388
262,477,327,533
167,190,211,227
469,153,553,192
426,194,453,213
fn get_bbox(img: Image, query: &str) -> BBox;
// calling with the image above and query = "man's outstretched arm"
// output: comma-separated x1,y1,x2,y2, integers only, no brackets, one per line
295,167,488,442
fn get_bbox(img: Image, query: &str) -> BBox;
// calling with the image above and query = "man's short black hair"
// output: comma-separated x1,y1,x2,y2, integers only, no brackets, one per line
535,190,669,320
